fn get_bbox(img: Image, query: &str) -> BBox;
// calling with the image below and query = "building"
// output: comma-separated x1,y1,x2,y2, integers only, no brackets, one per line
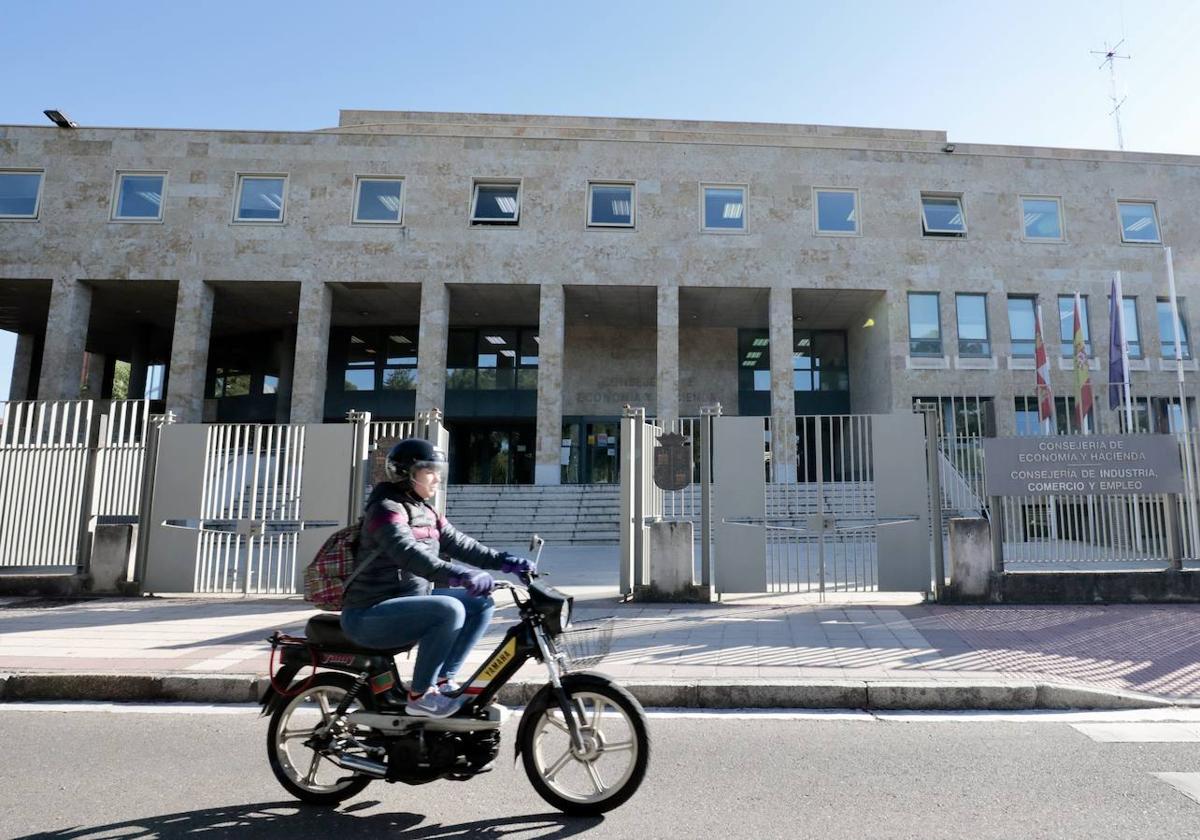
1,110,1197,485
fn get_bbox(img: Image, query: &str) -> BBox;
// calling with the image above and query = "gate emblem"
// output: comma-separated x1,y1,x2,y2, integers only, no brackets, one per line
653,432,692,491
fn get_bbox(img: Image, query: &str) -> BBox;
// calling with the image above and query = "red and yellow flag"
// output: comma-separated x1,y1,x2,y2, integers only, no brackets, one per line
1073,293,1093,430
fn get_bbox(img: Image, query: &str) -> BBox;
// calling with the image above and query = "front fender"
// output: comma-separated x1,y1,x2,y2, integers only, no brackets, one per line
514,670,615,761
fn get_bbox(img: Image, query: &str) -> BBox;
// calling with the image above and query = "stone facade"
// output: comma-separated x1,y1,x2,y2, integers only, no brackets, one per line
1,110,1198,482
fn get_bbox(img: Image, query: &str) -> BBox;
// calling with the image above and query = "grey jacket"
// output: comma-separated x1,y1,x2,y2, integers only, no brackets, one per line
341,482,506,610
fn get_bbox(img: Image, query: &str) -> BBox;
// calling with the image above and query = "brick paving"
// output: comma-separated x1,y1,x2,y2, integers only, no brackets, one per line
2,593,1198,701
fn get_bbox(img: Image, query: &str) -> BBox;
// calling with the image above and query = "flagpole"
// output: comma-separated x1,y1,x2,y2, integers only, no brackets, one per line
1165,246,1199,557
1036,304,1059,541
1114,271,1143,550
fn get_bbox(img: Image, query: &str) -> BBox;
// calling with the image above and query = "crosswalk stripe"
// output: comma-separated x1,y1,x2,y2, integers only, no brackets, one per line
1155,773,1200,806
1071,723,1200,742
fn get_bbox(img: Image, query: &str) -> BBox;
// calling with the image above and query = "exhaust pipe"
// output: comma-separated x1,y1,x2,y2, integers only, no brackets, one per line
329,752,388,778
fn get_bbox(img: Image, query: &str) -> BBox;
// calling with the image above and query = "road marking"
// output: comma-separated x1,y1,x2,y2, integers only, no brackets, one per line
1154,773,1200,806
1071,723,1200,742
5,703,1200,724
185,645,265,671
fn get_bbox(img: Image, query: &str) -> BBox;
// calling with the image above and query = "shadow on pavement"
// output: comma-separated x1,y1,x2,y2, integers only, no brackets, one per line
15,800,603,839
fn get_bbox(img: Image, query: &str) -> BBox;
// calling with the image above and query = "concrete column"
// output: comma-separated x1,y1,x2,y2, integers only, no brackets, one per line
8,333,36,401
656,283,679,428
535,283,565,485
415,279,448,415
81,352,106,400
289,283,331,423
275,325,296,424
38,276,92,400
166,278,214,423
769,285,796,483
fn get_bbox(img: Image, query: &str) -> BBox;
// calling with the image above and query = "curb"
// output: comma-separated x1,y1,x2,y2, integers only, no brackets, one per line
0,672,1190,711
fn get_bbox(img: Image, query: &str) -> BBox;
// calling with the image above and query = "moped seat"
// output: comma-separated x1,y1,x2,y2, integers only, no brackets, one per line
305,613,416,656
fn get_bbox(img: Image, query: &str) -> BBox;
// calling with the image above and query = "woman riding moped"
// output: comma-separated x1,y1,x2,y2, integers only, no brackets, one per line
339,439,535,718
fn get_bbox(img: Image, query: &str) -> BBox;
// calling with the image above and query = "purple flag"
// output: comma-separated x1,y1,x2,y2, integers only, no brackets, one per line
1108,274,1125,410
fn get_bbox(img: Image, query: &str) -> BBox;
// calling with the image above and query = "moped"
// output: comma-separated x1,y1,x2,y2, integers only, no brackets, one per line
260,544,649,816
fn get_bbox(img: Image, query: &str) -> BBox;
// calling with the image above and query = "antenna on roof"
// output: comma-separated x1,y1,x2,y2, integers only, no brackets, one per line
1090,40,1130,150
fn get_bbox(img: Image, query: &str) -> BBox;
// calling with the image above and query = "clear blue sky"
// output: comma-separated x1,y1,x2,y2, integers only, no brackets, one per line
3,0,1197,399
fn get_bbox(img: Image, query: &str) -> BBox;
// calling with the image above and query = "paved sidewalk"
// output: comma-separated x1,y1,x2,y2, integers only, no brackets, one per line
3,585,1200,709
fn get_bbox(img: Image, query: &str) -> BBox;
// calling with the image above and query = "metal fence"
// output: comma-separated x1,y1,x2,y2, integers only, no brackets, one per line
918,391,1200,569
0,400,95,570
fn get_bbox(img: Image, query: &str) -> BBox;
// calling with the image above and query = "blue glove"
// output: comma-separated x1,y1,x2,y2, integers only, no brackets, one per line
500,553,537,576
450,569,495,597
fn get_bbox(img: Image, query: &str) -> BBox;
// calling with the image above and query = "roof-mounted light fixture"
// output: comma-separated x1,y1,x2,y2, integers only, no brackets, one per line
44,109,77,128
943,143,956,154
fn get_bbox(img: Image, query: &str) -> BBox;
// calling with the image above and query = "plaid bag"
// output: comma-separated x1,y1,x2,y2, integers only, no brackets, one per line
302,518,376,611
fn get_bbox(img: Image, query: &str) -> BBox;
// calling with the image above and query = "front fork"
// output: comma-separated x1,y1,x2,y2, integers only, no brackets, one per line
532,625,588,753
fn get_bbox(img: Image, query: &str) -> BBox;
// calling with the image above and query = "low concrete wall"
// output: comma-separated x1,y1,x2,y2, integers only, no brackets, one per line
997,570,1200,604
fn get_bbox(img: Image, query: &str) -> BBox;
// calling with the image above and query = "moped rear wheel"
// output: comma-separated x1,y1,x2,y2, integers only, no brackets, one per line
520,677,649,816
266,672,374,805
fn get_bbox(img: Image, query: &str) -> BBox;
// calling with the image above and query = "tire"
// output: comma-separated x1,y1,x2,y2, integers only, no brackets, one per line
520,676,650,816
266,672,375,806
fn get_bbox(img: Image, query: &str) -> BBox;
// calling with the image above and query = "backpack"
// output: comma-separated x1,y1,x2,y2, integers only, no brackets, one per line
302,518,379,611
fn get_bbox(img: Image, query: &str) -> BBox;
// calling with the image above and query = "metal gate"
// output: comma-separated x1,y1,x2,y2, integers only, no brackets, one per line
620,409,931,596
194,423,306,594
767,415,879,592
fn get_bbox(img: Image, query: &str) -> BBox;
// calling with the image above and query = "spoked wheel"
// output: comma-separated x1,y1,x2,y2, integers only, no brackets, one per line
520,676,650,815
266,672,375,805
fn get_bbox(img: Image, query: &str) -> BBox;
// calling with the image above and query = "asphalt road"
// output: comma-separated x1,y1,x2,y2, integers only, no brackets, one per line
2,704,1199,839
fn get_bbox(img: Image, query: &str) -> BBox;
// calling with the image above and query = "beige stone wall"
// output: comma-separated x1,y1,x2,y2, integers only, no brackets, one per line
679,327,738,415
2,111,1199,443
562,325,656,416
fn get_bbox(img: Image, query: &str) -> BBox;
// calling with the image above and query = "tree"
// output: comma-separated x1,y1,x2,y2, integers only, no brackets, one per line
112,361,130,400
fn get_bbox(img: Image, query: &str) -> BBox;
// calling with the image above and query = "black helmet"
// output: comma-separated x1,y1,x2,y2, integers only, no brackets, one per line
385,438,448,484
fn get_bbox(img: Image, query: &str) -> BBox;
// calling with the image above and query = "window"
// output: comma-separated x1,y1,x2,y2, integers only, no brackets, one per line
1007,296,1036,357
908,292,942,356
920,194,966,236
0,170,44,219
212,369,252,398
1058,295,1091,357
793,331,849,392
111,172,165,221
587,182,634,227
471,181,520,225
814,188,858,235
343,333,377,391
234,175,286,223
1014,397,1044,436
1118,297,1142,358
1020,196,1063,241
382,329,419,390
446,328,538,389
1118,201,1161,243
737,331,770,391
1158,298,1192,359
913,396,992,438
701,185,746,232
353,177,403,224
1054,396,1094,434
955,293,990,357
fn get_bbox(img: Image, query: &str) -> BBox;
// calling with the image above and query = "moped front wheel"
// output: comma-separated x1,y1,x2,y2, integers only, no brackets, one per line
266,672,374,805
520,675,650,816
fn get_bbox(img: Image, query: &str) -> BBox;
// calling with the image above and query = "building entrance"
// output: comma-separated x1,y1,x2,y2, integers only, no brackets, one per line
561,418,621,484
449,421,535,485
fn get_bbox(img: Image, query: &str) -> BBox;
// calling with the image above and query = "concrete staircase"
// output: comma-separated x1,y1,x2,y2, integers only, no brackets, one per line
445,485,621,546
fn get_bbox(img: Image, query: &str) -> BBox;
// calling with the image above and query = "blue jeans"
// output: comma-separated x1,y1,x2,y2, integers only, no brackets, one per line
341,589,495,693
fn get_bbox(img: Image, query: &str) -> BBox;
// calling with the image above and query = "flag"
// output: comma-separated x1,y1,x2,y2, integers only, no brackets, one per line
1073,292,1094,430
1108,274,1126,411
1034,305,1053,424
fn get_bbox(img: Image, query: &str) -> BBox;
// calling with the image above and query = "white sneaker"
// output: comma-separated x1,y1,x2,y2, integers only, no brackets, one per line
405,689,464,719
